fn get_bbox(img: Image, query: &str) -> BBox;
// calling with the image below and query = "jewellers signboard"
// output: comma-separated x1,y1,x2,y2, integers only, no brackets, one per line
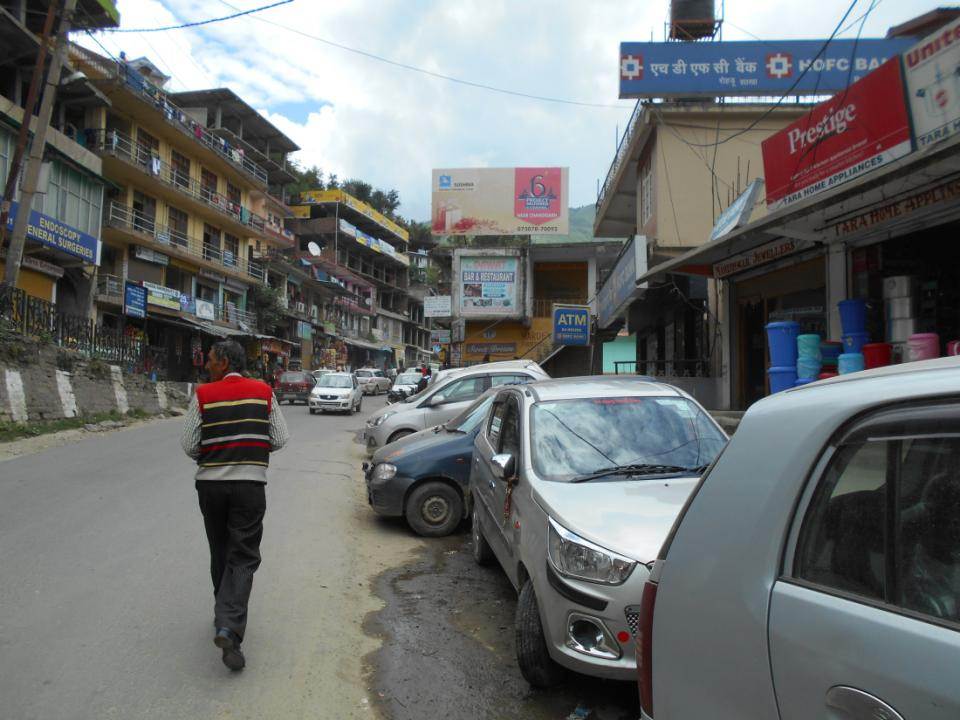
423,295,452,318
619,38,911,98
904,18,960,149
432,168,569,236
829,177,960,240
762,58,912,210
713,238,808,279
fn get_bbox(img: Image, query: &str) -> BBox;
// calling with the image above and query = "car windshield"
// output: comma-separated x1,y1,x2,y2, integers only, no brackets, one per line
446,395,494,432
281,372,309,383
357,371,372,377
395,373,421,385
317,375,352,389
531,396,727,482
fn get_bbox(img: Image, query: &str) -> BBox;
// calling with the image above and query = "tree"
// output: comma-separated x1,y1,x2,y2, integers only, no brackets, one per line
287,162,324,196
248,284,286,334
342,179,373,204
326,173,339,189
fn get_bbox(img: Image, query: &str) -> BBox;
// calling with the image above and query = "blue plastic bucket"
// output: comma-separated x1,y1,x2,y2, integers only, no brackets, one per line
842,331,870,354
768,365,798,393
821,341,843,361
797,356,822,379
838,299,867,334
797,334,822,360
794,377,815,387
838,353,865,374
766,321,800,367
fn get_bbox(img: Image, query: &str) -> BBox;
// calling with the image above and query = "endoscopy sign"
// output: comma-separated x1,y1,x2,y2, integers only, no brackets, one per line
6,201,101,264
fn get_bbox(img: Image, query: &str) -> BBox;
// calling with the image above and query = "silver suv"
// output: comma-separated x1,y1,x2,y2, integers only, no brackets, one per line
469,376,726,687
364,360,549,454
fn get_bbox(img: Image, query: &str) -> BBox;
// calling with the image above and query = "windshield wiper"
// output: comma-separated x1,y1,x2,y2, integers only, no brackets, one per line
570,463,699,483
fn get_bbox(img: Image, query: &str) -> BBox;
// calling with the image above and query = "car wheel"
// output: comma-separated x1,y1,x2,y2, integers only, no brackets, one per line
405,481,462,537
471,500,494,565
387,429,413,444
515,580,565,688
309,408,316,415
357,398,363,413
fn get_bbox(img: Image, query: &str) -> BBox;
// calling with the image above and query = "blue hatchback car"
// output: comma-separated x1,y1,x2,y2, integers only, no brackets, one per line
364,392,495,536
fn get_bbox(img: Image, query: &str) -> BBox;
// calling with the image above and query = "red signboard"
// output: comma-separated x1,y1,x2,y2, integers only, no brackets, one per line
514,167,563,225
762,58,912,210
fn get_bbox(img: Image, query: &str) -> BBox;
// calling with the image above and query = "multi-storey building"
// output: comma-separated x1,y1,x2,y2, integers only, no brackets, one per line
0,1,119,311
67,45,301,380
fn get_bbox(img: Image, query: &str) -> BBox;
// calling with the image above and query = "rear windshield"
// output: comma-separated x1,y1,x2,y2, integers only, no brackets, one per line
317,375,353,388
396,373,421,385
357,371,372,377
281,372,310,383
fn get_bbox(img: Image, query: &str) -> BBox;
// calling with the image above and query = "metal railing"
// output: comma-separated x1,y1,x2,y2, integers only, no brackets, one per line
96,273,124,299
215,302,257,329
597,100,643,210
532,298,589,318
615,359,711,378
1,286,144,365
88,129,268,233
107,202,265,283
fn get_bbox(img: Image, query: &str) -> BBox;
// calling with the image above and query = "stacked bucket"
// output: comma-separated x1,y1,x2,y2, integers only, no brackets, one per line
795,334,822,387
838,299,867,374
766,321,799,393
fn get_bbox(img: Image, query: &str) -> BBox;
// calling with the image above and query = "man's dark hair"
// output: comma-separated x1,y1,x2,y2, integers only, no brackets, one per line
212,340,246,372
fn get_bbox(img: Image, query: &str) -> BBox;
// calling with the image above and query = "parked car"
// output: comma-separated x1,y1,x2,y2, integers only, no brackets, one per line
388,371,424,403
308,372,363,414
277,370,316,404
470,376,726,687
356,368,392,395
636,357,960,720
364,360,549,454
364,391,497,536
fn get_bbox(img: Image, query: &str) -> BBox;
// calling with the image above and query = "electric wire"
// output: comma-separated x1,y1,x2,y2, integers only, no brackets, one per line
102,0,294,34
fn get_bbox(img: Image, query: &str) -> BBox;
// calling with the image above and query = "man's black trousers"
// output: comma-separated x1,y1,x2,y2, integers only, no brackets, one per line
196,481,266,641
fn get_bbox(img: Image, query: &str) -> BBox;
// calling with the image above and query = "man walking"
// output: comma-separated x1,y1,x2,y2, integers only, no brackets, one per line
181,340,289,671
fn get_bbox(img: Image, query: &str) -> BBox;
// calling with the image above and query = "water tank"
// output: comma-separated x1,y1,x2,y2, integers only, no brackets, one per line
670,0,716,40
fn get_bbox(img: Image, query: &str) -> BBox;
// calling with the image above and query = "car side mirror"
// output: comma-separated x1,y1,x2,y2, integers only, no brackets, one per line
491,453,515,481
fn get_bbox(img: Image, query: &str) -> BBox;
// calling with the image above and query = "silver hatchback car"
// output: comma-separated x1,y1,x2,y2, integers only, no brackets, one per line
364,360,549,453
469,377,727,686
638,356,960,720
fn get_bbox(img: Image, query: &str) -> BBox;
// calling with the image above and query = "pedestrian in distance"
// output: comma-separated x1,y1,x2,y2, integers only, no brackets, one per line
181,340,290,671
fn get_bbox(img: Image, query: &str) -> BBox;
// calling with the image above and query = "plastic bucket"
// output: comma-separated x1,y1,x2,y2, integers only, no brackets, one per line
818,371,839,380
794,378,815,387
947,340,960,357
797,356,822,380
768,366,797,393
797,334,822,360
907,333,940,362
838,299,867,334
766,321,800,367
842,332,870,354
838,353,865,374
862,342,892,369
821,341,843,359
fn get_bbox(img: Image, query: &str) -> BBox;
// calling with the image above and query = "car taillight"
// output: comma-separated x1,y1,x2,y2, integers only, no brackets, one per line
637,578,658,717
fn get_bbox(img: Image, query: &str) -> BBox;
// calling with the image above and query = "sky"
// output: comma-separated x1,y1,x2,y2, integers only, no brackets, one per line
78,0,935,222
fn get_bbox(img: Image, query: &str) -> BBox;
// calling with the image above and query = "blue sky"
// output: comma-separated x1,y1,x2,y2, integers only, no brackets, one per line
81,0,937,221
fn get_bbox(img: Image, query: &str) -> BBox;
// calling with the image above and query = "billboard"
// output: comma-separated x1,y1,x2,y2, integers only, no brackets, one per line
459,256,519,316
904,18,960,149
619,38,912,98
423,295,452,318
432,168,569,236
762,58,912,210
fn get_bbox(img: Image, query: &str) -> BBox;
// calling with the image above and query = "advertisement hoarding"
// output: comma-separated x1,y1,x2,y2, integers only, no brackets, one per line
903,18,960,149
619,38,911,98
141,281,181,310
432,168,569,236
6,200,101,265
459,256,519,316
430,329,452,344
195,299,216,320
423,295,452,318
123,281,146,319
552,304,591,346
762,58,912,210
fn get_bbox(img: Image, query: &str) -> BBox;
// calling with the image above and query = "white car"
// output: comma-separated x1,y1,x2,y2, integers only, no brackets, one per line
309,372,363,414
356,368,392,395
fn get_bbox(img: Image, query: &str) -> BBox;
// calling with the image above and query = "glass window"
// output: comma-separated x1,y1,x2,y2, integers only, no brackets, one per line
280,372,311,384
223,234,239,267
168,206,189,247
171,150,190,188
434,377,485,405
499,398,521,458
488,401,507,446
317,374,352,388
491,373,533,387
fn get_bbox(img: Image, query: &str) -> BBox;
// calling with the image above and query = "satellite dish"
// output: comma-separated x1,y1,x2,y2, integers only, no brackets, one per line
307,241,321,257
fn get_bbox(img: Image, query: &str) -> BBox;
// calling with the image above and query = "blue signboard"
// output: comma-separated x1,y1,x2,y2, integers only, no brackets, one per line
619,38,912,98
552,305,591,347
124,281,146,319
598,237,646,329
6,201,101,264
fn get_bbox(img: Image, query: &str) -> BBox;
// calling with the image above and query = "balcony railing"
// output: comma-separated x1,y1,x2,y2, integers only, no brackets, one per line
597,100,642,210
88,129,268,234
106,202,265,283
216,302,257,329
96,273,124,300
532,297,589,318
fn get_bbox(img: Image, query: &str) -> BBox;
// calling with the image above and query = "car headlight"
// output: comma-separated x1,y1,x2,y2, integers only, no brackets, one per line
371,463,397,482
372,411,395,427
547,518,635,585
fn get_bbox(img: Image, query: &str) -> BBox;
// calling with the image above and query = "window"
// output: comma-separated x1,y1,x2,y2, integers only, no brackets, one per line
43,162,103,237
203,224,221,261
201,168,218,202
434,377,485,405
167,206,189,247
499,398,521,458
165,266,192,294
491,373,533,387
640,157,654,226
132,191,156,234
223,233,239,267
136,129,159,169
171,150,190,188
488,400,507,446
226,182,241,207
794,406,960,624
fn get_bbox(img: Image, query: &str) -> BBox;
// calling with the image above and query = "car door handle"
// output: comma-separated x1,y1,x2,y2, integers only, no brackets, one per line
488,480,496,490
825,686,904,720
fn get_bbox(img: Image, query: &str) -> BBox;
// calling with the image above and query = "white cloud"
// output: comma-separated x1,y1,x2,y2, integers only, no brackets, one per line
80,0,934,221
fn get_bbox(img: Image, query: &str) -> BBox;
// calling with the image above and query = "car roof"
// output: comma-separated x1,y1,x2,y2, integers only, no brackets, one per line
522,375,686,402
322,372,353,378
441,360,546,380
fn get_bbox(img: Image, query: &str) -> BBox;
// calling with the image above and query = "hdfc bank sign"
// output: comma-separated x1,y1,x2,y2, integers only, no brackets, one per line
762,58,912,210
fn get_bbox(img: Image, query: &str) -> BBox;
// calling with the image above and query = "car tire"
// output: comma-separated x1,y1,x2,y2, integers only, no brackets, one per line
471,500,495,566
515,580,564,688
405,481,462,537
387,429,413,444
357,398,363,413
309,408,316,415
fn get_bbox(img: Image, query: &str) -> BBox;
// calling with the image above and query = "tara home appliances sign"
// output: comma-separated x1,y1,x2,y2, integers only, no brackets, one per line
762,57,912,210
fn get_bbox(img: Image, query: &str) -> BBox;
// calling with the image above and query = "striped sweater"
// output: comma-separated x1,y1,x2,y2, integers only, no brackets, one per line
181,373,289,482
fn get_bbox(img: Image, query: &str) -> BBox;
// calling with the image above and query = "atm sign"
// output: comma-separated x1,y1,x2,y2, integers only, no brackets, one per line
552,304,591,346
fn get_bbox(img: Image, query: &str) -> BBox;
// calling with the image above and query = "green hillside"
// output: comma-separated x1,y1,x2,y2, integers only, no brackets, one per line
531,204,620,244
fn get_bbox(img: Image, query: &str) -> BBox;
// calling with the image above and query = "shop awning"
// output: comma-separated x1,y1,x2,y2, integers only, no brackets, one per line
343,337,386,351
636,132,960,286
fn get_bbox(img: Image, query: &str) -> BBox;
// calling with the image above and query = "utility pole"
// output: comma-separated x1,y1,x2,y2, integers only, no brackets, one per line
0,1,57,259
3,0,77,288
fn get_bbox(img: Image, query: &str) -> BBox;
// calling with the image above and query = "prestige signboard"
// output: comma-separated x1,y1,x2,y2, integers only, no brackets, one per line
762,58,912,210
432,168,569,236
459,256,519,316
904,18,960,149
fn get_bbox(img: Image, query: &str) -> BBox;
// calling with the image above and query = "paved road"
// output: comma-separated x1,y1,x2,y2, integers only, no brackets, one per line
1,392,638,720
